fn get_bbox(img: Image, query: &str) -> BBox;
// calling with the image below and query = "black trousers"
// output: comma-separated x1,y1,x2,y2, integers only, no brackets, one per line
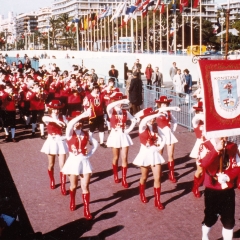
203,187,235,229
89,115,105,132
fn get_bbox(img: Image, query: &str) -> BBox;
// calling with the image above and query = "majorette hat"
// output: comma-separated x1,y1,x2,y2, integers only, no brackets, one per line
135,107,158,121
67,110,89,121
109,92,127,101
47,99,65,109
193,101,203,112
155,95,172,104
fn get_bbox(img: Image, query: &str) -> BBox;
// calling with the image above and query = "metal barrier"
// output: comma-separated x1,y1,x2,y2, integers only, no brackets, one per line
143,84,197,131
5,57,39,70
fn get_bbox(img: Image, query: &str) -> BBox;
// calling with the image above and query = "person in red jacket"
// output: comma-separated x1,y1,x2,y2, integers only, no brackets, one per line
40,100,68,195
2,83,18,142
198,137,240,240
106,92,136,188
61,110,98,219
133,107,166,209
145,63,153,89
83,84,107,148
155,96,180,183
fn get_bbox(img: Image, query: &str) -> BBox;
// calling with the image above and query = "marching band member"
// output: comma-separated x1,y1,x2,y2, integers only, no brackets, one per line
106,92,136,188
83,83,107,148
198,137,240,240
190,101,206,198
61,110,98,219
133,107,166,209
155,96,179,183
40,100,68,195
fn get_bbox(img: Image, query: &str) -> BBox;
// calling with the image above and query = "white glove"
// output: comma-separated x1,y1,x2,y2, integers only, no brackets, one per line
122,99,130,105
216,173,230,189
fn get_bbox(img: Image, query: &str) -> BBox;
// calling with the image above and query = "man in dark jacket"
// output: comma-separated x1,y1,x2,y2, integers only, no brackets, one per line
129,72,142,115
108,65,118,82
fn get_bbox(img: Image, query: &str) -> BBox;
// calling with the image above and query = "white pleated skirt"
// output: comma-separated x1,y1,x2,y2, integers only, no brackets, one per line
106,128,133,148
61,153,92,175
161,126,178,145
40,134,69,155
189,138,202,159
133,144,165,167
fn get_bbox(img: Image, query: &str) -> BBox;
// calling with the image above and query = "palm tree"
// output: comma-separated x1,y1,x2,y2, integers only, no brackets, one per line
58,13,72,49
49,16,60,48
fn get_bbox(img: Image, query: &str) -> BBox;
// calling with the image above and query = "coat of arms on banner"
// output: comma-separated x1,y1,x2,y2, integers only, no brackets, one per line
211,70,240,119
198,59,240,138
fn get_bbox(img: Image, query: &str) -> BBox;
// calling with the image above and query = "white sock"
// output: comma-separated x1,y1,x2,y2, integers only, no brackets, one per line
40,123,44,136
4,128,9,135
11,128,15,138
222,227,233,240
26,116,30,125
99,131,104,144
202,224,211,240
107,121,111,130
32,123,36,132
89,131,93,142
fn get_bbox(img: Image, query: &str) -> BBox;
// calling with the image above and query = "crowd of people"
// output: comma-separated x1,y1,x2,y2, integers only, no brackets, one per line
1,56,240,240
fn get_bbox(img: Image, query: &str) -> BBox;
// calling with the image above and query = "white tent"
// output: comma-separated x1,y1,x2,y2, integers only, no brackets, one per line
216,28,239,36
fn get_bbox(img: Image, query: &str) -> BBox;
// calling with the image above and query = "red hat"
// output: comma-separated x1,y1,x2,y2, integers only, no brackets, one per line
155,96,172,104
47,100,65,109
136,107,158,120
193,101,203,112
109,92,127,101
67,110,89,121
21,83,28,91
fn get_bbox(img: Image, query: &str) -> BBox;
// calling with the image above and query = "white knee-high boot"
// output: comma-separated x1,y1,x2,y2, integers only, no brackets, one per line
4,128,9,135
99,132,104,144
40,123,44,136
222,227,233,240
89,131,93,144
202,224,211,240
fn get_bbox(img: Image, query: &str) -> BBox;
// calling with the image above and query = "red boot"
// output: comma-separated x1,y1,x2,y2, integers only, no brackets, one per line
139,183,148,203
112,164,121,183
192,176,201,198
69,189,76,211
82,193,92,220
154,187,164,210
168,161,177,183
122,166,129,188
60,172,67,195
48,169,55,189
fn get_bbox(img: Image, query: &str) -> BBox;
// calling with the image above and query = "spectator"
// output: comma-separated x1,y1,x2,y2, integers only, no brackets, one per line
173,69,184,106
152,67,163,98
183,68,192,105
129,72,142,115
108,65,119,82
132,59,142,80
145,63,153,89
169,62,177,90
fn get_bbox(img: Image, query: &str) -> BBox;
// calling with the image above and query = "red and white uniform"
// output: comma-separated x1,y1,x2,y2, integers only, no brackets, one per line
106,108,133,148
133,124,165,167
62,130,95,175
156,111,178,145
190,113,205,158
40,114,68,155
198,139,240,190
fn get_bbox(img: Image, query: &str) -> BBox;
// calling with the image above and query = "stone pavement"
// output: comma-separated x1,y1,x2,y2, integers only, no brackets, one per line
1,121,240,240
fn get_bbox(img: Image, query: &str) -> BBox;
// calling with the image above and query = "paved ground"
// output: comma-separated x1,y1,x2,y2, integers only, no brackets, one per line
1,102,240,239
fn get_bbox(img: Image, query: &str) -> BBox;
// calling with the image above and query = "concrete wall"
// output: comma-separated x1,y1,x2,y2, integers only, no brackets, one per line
1,50,200,84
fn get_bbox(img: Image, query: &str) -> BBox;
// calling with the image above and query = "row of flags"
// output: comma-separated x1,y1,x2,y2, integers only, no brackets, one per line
65,0,201,31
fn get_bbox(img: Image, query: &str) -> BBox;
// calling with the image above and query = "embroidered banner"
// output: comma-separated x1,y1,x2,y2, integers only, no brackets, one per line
198,59,240,138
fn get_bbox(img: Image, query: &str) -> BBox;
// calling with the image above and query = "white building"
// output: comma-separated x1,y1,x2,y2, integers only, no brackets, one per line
221,0,240,22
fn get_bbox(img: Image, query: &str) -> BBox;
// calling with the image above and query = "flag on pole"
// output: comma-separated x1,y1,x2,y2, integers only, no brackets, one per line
160,4,165,14
79,18,84,31
172,0,177,14
98,6,112,19
120,5,131,27
84,16,88,30
179,0,188,13
66,22,72,31
193,0,199,8
110,2,126,21
170,26,174,36
138,0,150,11
153,0,161,13
141,0,154,17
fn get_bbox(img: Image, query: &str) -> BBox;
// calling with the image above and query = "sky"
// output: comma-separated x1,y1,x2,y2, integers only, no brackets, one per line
0,0,226,18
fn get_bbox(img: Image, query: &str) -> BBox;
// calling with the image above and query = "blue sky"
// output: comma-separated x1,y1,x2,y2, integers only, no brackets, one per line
0,0,226,18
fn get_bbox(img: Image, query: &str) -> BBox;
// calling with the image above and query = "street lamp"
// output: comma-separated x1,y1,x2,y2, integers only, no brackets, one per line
219,11,225,54
73,6,80,51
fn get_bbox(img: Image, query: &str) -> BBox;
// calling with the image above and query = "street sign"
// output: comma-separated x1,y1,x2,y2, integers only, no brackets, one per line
119,37,134,43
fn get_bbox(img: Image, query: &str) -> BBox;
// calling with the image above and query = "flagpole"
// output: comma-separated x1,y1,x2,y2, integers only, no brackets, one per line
182,14,184,52
108,15,110,51
104,17,106,50
153,10,155,53
131,18,134,53
147,14,149,52
160,7,162,52
200,0,202,55
100,19,103,52
111,3,114,49
167,4,169,55
136,15,138,52
225,0,230,60
93,11,96,51
191,0,193,56
141,11,143,53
